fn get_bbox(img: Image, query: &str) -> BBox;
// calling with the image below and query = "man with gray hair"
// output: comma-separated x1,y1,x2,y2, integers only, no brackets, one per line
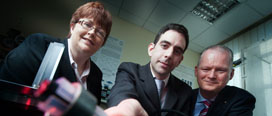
191,45,255,116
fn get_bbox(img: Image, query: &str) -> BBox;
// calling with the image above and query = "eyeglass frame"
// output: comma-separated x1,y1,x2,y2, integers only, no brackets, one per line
77,19,106,40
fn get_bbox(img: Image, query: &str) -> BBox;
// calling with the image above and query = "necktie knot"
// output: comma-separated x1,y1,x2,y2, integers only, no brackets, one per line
203,100,211,108
158,80,165,97
81,76,87,84
199,100,211,116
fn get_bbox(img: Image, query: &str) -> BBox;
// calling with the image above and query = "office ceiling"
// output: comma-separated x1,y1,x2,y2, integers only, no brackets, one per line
93,0,272,53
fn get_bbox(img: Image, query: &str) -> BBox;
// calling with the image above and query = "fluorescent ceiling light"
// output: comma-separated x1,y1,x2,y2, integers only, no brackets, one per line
191,0,240,23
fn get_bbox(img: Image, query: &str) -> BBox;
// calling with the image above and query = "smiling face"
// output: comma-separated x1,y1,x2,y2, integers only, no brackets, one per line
195,48,234,98
148,30,186,80
70,18,105,57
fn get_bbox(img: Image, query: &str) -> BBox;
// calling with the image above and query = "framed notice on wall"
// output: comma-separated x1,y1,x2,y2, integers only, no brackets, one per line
91,36,124,102
172,64,195,88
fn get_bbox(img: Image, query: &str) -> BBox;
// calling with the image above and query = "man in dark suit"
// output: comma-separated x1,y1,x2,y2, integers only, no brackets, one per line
0,1,112,103
192,45,256,116
106,23,192,116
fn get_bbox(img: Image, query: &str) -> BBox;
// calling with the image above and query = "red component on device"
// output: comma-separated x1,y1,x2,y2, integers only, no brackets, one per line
34,80,50,97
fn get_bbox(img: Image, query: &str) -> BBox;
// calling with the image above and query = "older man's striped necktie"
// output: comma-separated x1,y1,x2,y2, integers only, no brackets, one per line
199,100,211,116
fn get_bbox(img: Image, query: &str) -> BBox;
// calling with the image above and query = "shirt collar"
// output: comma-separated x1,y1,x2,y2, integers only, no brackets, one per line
67,39,91,77
197,89,216,103
150,68,170,87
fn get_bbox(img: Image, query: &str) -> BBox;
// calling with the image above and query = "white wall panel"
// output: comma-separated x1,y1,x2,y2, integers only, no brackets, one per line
250,28,258,44
265,19,272,40
233,39,239,56
223,16,272,116
244,32,252,49
257,23,266,41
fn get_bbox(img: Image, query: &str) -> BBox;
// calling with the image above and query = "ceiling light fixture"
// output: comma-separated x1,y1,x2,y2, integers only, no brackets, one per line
191,0,240,24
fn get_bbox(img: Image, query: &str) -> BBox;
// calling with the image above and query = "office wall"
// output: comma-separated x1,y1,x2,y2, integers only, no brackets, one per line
224,18,272,88
110,15,200,68
223,17,272,116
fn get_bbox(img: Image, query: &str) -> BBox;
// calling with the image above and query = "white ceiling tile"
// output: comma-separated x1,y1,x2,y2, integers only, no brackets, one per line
179,13,212,40
166,0,201,12
193,26,230,48
246,0,272,16
143,20,161,34
237,0,248,3
146,0,187,27
214,4,263,36
188,42,205,53
97,0,272,52
119,10,146,25
121,0,159,19
98,0,120,16
98,0,123,7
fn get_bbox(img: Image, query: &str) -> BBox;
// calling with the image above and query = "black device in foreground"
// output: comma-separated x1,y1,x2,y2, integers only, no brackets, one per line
34,77,106,116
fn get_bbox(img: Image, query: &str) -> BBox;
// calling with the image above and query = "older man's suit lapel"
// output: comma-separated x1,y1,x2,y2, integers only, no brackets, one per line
206,86,231,116
139,63,161,110
192,87,232,116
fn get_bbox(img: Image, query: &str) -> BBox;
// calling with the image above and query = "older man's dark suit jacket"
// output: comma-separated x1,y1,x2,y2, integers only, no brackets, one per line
191,86,256,116
107,62,193,116
0,33,102,103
